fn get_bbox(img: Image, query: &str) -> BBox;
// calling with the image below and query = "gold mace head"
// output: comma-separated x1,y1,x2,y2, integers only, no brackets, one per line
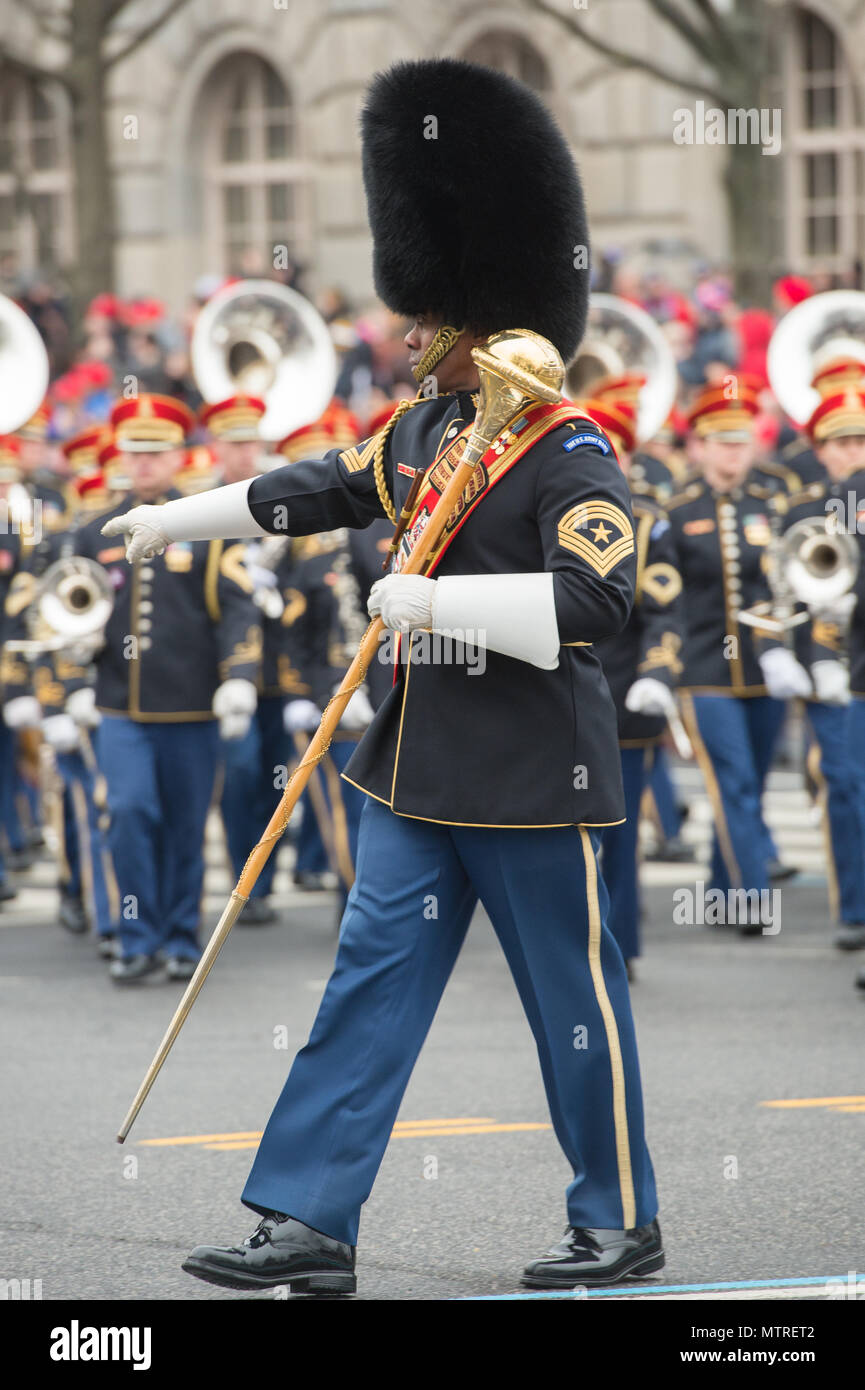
462,330,565,467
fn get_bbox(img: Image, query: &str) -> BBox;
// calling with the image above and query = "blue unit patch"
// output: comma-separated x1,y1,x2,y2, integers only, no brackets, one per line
650,518,670,539
563,432,611,455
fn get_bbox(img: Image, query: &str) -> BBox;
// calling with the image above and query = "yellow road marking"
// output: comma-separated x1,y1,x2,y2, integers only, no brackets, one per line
138,1118,551,1150
761,1096,865,1110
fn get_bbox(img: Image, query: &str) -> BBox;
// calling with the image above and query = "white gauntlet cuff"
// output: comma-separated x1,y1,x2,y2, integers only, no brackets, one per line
431,572,560,669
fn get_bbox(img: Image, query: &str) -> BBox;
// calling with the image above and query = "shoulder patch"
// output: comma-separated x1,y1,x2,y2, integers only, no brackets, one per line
557,500,634,576
563,430,612,456
649,517,670,540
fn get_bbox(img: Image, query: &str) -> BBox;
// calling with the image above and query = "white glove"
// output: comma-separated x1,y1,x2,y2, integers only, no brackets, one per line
808,592,857,626
368,575,435,633
759,647,813,699
811,660,851,706
66,687,101,728
101,478,266,562
41,714,80,753
338,684,375,732
212,678,257,741
101,504,172,562
624,677,676,717
3,696,42,729
284,698,321,734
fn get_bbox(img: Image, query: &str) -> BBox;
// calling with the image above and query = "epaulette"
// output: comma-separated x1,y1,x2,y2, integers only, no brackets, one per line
785,481,826,510
781,437,811,462
665,480,704,510
755,461,802,493
631,493,665,521
746,482,774,500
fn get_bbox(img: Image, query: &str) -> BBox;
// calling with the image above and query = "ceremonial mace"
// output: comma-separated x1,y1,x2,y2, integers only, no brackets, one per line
117,328,564,1142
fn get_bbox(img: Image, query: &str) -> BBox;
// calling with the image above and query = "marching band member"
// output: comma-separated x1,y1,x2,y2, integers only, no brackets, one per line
72,394,262,984
588,399,684,974
670,386,793,932
778,390,865,949
103,59,664,1292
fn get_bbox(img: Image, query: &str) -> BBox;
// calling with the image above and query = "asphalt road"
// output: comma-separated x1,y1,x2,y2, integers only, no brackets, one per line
1,816,863,1304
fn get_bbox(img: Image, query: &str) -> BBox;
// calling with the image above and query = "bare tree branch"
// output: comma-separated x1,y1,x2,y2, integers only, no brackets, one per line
689,0,750,67
104,0,194,69
521,0,730,105
0,43,72,90
643,0,716,66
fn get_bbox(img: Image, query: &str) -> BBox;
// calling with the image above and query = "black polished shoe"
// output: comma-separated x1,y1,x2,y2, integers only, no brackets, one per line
834,923,865,951
109,954,162,985
0,882,17,903
59,893,88,935
97,933,117,960
769,858,799,883
521,1219,664,1289
646,836,695,863
164,956,198,982
7,848,35,872
293,871,329,891
855,968,865,992
241,898,277,926
182,1213,356,1294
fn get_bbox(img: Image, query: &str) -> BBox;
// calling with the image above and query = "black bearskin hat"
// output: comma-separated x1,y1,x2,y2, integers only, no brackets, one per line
361,57,589,362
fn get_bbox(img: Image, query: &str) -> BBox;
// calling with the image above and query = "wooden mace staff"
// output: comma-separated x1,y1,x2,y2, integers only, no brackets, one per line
117,332,560,1142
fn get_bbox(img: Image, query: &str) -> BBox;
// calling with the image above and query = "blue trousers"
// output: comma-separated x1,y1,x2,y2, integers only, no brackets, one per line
647,747,680,840
835,698,865,923
242,797,658,1244
600,747,650,960
220,696,290,900
98,717,218,960
55,743,115,937
683,694,778,895
0,720,14,882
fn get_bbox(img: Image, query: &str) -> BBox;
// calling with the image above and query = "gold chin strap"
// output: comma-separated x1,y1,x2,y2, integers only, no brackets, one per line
411,324,464,384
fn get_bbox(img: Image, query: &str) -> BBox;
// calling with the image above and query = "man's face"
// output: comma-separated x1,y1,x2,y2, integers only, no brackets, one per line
693,434,754,491
127,448,182,501
817,434,865,481
404,314,485,393
214,438,263,484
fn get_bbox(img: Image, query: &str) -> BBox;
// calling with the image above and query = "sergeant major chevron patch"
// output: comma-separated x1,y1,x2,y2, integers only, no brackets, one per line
557,500,634,577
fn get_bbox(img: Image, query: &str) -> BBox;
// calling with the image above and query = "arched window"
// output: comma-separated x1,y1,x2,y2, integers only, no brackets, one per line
779,8,865,274
461,31,551,93
0,75,72,276
198,54,307,276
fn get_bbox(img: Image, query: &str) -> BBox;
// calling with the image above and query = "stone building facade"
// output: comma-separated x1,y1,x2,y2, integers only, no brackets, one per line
0,0,863,310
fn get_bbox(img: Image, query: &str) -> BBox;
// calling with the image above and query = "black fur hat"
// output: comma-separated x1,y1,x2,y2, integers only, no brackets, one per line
361,57,589,361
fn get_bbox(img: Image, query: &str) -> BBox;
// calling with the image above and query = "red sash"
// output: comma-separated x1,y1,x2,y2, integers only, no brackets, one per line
391,400,596,577
387,400,597,680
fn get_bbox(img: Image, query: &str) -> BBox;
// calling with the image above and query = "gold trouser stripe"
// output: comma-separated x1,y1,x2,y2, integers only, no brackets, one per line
321,751,355,890
679,691,741,884
204,539,223,622
578,826,636,1230
70,777,94,921
805,732,839,922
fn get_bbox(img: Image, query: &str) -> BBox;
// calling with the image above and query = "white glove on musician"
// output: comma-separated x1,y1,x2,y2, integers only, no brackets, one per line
41,714,81,754
624,677,676,718
338,684,375,732
101,478,268,563
66,687,101,729
212,678,257,741
2,696,42,730
811,660,850,706
283,699,321,734
759,647,813,700
367,571,561,670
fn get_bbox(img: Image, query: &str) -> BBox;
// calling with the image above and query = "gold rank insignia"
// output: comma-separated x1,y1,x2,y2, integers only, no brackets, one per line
338,437,377,475
557,500,634,577
640,562,682,606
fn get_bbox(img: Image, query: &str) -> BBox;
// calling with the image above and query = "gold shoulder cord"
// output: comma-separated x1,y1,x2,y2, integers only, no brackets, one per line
373,323,465,521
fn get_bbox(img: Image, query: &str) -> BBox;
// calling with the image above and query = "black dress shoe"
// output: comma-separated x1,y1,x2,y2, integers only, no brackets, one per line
164,956,198,982
97,934,117,960
7,848,35,872
0,882,17,903
182,1213,356,1294
59,894,88,935
646,836,695,863
855,968,865,992
769,858,798,883
834,923,865,951
521,1219,664,1289
109,954,162,985
293,871,328,892
241,898,277,926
